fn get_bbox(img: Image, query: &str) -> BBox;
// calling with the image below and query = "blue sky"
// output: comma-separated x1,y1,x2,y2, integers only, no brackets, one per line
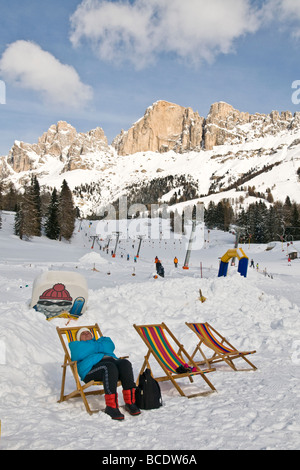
0,0,300,156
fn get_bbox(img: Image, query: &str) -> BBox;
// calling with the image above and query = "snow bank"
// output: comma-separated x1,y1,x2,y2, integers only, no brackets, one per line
79,251,109,265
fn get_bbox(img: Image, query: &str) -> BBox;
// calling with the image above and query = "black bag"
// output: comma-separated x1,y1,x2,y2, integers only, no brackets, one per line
135,368,162,410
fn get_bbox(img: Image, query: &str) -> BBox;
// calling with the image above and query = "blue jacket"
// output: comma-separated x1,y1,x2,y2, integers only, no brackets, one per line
69,337,118,380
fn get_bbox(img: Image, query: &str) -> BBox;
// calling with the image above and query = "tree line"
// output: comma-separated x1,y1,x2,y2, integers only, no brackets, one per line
1,176,77,241
0,176,299,243
204,196,300,242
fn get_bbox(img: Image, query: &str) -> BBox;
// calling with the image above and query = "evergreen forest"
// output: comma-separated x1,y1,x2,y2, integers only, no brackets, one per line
0,176,299,243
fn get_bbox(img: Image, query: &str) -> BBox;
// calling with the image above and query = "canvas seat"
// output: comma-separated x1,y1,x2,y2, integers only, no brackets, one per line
133,323,217,399
56,323,122,414
185,322,257,371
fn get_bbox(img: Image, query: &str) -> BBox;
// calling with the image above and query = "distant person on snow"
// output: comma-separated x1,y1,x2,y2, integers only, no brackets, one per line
250,259,254,268
69,328,141,421
158,265,165,277
174,257,178,267
156,260,161,273
156,261,165,277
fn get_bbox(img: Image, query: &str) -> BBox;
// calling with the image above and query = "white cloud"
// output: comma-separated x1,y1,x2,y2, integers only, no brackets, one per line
70,0,261,68
266,0,300,18
0,40,93,107
263,0,300,36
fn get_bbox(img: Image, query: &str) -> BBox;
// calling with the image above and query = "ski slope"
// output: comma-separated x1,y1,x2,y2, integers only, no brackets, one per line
0,211,300,450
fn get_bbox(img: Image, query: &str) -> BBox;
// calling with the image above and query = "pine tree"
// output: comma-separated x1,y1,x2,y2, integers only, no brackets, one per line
283,196,292,227
58,180,76,241
253,202,268,243
245,203,257,241
44,187,60,239
223,200,234,231
31,175,42,236
14,182,41,239
14,202,23,238
215,201,225,231
3,183,18,211
265,205,280,241
204,201,217,229
290,203,300,240
24,183,41,238
236,207,247,229
273,201,285,238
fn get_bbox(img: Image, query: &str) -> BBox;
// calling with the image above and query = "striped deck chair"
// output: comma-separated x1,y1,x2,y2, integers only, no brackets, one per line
56,323,122,414
185,322,257,371
133,323,217,399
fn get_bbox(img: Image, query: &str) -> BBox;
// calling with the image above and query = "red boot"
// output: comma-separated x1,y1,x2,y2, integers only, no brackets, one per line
123,388,141,416
104,393,124,420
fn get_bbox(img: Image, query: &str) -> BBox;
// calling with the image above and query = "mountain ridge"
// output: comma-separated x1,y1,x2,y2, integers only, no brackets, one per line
0,100,299,217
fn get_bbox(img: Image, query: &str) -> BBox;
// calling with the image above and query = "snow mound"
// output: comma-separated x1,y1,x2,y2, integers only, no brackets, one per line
79,252,108,265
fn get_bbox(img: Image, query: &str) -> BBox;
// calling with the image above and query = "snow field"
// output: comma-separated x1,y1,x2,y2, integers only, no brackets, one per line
0,213,300,450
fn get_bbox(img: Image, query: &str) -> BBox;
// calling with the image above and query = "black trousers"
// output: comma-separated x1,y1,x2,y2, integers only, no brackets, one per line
83,357,136,395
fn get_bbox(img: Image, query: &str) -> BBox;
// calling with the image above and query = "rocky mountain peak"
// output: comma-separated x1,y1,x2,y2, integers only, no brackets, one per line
5,121,110,174
38,121,77,155
203,101,298,150
2,99,300,187
112,100,300,155
112,100,204,155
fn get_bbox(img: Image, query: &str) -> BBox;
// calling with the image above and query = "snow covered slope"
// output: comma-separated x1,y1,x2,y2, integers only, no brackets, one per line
0,211,300,450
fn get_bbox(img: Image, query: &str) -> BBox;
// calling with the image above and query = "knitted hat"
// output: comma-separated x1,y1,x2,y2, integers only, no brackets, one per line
76,327,92,341
39,283,72,302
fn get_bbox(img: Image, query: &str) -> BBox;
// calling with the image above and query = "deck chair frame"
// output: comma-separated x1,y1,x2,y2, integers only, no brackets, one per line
133,322,217,399
57,323,121,415
185,322,257,371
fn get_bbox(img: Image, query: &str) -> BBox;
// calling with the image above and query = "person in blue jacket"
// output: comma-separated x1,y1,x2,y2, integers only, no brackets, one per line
69,327,141,420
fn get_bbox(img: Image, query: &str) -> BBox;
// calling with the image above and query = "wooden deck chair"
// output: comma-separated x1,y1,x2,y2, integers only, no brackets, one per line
133,323,217,399
56,323,122,414
185,322,257,371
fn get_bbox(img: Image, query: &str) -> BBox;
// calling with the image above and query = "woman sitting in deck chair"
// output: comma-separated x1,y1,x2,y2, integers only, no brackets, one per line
69,327,141,420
